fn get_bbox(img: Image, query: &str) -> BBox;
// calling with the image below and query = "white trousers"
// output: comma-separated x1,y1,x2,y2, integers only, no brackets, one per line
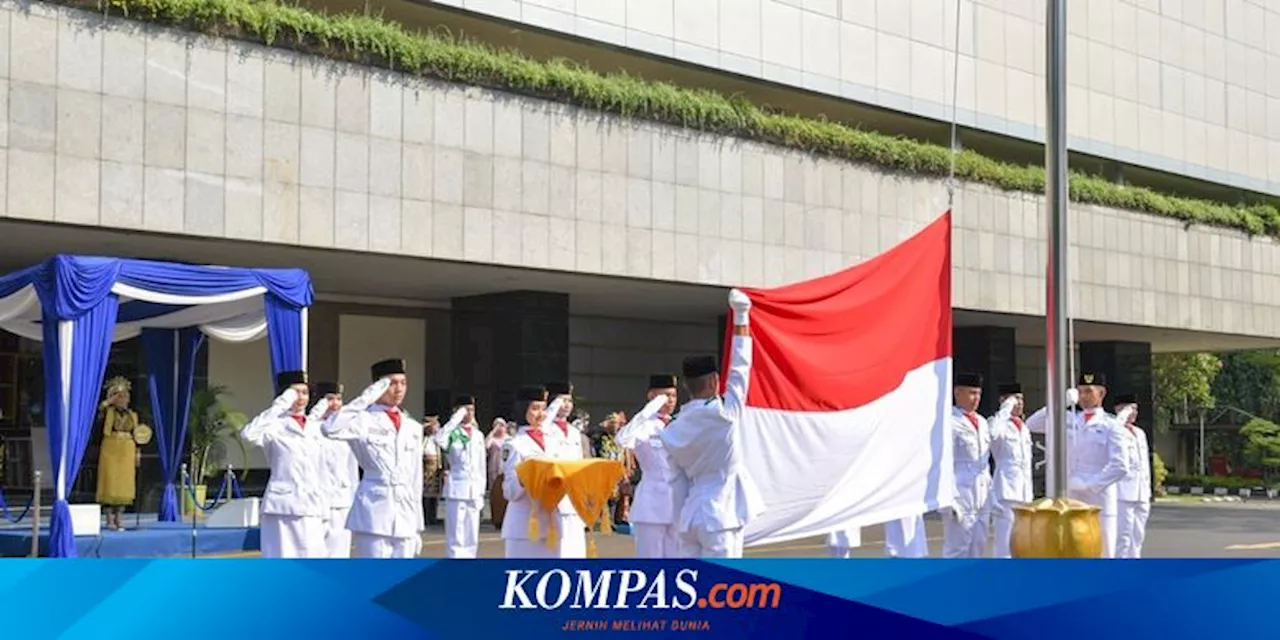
826,527,862,558
505,538,555,559
942,509,989,558
554,512,587,558
632,522,682,558
352,532,421,559
324,507,352,559
680,528,744,558
260,514,327,558
445,498,483,559
1116,500,1151,558
991,499,1017,558
884,515,929,557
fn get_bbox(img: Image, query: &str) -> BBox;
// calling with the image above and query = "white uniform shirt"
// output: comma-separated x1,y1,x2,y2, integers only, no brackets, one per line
1067,409,1132,511
950,406,992,518
659,335,765,533
435,414,488,502
310,405,360,512
988,403,1034,504
241,397,328,518
616,397,687,525
500,426,552,541
323,383,425,539
1117,423,1152,502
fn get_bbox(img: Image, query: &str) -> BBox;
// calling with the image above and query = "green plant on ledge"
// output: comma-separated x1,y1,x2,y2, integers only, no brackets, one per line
58,0,1280,238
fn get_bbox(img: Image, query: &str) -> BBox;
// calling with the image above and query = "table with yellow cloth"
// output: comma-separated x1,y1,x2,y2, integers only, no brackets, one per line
515,458,626,558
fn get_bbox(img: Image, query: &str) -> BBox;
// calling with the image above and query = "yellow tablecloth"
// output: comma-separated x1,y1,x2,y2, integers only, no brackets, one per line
515,458,626,557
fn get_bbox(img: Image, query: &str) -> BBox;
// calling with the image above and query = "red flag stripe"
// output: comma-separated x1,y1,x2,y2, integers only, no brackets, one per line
721,211,952,413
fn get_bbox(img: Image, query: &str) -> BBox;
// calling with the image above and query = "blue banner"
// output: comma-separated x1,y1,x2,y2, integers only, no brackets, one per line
0,559,1264,638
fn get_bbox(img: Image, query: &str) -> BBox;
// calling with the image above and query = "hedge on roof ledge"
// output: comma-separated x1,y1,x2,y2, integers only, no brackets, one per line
53,0,1280,238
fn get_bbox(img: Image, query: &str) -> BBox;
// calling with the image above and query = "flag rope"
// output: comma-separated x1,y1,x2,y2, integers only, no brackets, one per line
946,0,962,207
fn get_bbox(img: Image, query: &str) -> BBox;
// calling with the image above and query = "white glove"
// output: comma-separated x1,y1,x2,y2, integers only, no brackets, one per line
641,394,668,418
1116,406,1136,425
728,288,751,325
450,406,468,425
1066,388,1079,406
1000,395,1017,411
274,387,299,409
307,400,330,423
362,377,392,403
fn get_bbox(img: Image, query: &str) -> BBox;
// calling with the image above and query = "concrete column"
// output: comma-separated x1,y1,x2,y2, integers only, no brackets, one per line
451,291,569,425
952,326,1018,416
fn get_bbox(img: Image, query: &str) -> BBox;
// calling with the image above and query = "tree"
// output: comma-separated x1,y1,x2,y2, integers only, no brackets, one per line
1152,352,1222,433
1240,418,1280,482
1214,351,1280,423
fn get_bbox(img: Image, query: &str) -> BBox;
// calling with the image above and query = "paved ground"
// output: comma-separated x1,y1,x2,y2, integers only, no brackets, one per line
222,499,1280,559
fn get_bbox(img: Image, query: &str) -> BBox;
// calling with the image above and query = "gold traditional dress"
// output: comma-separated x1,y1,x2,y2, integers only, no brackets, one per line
96,406,139,506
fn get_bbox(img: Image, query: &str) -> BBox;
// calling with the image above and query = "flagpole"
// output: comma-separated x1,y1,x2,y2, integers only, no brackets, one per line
1044,0,1069,499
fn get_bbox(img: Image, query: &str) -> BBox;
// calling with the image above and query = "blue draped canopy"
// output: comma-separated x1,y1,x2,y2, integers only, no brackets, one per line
0,256,313,557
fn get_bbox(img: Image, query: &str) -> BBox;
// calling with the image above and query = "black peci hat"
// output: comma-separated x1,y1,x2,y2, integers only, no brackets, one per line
996,382,1022,396
648,374,677,389
276,370,308,394
518,385,548,403
371,358,406,381
1077,372,1107,387
1113,393,1138,406
545,381,574,396
954,371,983,388
682,356,718,379
454,394,476,407
312,382,342,397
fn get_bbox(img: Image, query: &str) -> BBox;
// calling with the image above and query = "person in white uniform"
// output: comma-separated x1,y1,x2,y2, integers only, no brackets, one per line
240,371,329,558
883,515,929,557
660,289,765,558
502,385,557,558
1028,372,1130,558
826,528,862,558
541,381,588,558
942,372,993,558
988,381,1033,558
1112,393,1150,559
323,358,425,559
616,374,687,558
436,394,488,558
309,382,359,558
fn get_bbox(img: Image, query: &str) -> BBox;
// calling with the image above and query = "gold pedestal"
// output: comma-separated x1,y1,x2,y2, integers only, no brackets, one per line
1010,497,1103,558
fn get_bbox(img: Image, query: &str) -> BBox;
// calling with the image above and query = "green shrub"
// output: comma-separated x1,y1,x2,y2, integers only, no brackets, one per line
1165,474,1264,491
1153,452,1168,494
57,0,1280,238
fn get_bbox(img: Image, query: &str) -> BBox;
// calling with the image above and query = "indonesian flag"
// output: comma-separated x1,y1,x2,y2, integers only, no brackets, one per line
727,211,955,546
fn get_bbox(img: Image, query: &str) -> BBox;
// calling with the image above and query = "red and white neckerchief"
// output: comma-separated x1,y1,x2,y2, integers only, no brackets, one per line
528,428,546,451
554,418,570,437
1011,416,1024,431
386,407,402,431
291,414,306,430
964,412,980,430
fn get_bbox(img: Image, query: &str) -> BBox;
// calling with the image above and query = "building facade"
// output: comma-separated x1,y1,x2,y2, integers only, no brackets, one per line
2,0,1279,491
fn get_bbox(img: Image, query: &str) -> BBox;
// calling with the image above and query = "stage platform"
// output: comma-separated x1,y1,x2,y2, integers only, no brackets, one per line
0,513,260,558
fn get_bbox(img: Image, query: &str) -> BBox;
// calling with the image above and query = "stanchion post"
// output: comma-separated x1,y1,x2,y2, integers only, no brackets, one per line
183,463,196,559
30,469,41,558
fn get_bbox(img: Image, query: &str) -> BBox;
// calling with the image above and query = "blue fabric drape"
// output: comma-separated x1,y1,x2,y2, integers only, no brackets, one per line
0,255,312,322
43,298,120,558
264,294,305,377
0,255,314,556
143,328,205,522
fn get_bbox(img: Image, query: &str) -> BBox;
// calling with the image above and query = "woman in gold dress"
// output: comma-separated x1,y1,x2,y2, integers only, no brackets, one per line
95,377,149,531
422,416,443,526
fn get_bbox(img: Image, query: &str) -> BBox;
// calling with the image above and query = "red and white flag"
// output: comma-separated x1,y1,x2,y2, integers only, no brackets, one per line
727,211,955,546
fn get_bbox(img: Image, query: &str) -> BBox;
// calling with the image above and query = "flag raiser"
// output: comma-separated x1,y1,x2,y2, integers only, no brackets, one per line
721,211,956,547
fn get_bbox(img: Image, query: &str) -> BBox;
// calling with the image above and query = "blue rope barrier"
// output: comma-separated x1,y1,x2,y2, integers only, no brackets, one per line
229,474,243,500
182,473,232,514
0,486,34,524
